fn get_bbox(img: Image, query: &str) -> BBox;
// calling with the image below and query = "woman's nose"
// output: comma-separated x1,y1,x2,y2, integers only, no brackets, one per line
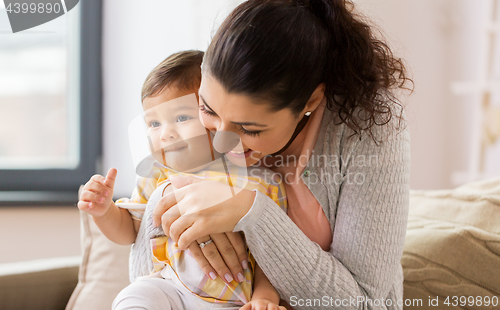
213,130,240,153
204,120,242,152
216,122,225,132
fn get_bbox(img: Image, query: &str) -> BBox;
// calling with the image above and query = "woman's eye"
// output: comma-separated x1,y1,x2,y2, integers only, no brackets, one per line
177,115,193,123
199,105,217,116
239,126,261,137
149,121,161,128
198,104,260,136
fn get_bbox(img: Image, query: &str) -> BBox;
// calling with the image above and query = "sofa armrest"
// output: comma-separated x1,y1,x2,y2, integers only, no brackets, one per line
0,256,80,310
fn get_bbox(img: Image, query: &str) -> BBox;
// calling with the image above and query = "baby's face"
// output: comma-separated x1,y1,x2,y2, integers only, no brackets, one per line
142,88,212,172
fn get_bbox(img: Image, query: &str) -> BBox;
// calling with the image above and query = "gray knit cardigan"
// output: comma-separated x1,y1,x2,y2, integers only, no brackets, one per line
131,105,411,310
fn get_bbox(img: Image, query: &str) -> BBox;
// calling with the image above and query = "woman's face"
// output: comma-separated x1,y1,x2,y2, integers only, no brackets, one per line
198,75,302,167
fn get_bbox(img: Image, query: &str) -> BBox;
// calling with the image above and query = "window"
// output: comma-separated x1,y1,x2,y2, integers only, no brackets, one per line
0,1,102,204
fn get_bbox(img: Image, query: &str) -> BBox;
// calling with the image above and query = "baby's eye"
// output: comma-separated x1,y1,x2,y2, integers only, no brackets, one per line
177,115,193,123
149,121,161,128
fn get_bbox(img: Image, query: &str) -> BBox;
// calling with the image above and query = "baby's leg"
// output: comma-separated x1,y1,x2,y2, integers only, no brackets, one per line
112,278,184,310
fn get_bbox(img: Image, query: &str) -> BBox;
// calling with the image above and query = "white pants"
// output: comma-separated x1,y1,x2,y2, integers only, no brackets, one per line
112,277,242,310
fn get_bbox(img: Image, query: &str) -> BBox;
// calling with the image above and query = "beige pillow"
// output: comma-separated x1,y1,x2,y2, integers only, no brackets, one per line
65,211,131,310
402,178,500,309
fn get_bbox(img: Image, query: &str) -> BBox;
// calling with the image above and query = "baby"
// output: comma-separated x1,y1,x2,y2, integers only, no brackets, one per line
77,50,287,310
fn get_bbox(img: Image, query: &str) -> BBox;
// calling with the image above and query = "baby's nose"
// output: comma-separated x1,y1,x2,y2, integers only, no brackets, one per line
161,125,178,140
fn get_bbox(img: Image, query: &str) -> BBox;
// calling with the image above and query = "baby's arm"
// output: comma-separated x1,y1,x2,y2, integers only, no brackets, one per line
78,168,139,245
240,263,285,310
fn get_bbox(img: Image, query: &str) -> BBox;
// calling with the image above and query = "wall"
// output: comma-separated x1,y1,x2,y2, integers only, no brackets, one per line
350,0,492,189
0,206,80,264
102,0,244,197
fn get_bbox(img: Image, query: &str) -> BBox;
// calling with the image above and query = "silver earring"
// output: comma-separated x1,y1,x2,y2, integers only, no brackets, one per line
305,111,312,116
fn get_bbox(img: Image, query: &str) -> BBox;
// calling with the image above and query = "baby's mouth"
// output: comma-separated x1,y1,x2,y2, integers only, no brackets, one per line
163,142,188,152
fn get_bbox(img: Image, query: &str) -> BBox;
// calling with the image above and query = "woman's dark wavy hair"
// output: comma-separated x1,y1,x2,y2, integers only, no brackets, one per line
203,0,413,142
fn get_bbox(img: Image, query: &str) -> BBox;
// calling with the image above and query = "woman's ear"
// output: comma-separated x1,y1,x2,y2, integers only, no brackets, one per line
302,83,326,115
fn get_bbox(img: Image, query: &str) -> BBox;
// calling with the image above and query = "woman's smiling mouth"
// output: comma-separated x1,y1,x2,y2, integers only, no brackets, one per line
227,148,255,158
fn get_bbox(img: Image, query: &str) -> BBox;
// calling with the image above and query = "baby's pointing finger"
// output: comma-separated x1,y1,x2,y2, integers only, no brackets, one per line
104,168,117,188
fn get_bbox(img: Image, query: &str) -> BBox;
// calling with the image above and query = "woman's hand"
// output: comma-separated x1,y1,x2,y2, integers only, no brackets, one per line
152,175,256,249
188,232,249,283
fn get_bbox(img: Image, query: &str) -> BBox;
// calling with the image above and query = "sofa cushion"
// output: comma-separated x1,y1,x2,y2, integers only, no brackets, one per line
402,178,500,309
65,211,131,310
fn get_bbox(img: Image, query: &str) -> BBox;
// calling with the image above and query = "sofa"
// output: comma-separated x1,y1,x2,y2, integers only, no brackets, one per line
1,177,499,310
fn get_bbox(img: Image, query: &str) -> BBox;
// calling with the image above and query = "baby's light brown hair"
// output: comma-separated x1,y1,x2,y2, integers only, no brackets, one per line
141,50,204,101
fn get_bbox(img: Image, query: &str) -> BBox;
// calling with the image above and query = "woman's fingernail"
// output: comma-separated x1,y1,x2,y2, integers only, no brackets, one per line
152,219,158,227
237,272,245,282
209,272,217,280
224,273,233,283
242,260,248,270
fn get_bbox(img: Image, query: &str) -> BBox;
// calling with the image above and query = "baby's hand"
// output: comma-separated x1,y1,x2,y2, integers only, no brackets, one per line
239,299,286,310
77,168,117,218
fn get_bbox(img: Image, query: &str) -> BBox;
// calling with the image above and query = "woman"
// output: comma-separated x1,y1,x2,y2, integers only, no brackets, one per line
154,0,412,309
